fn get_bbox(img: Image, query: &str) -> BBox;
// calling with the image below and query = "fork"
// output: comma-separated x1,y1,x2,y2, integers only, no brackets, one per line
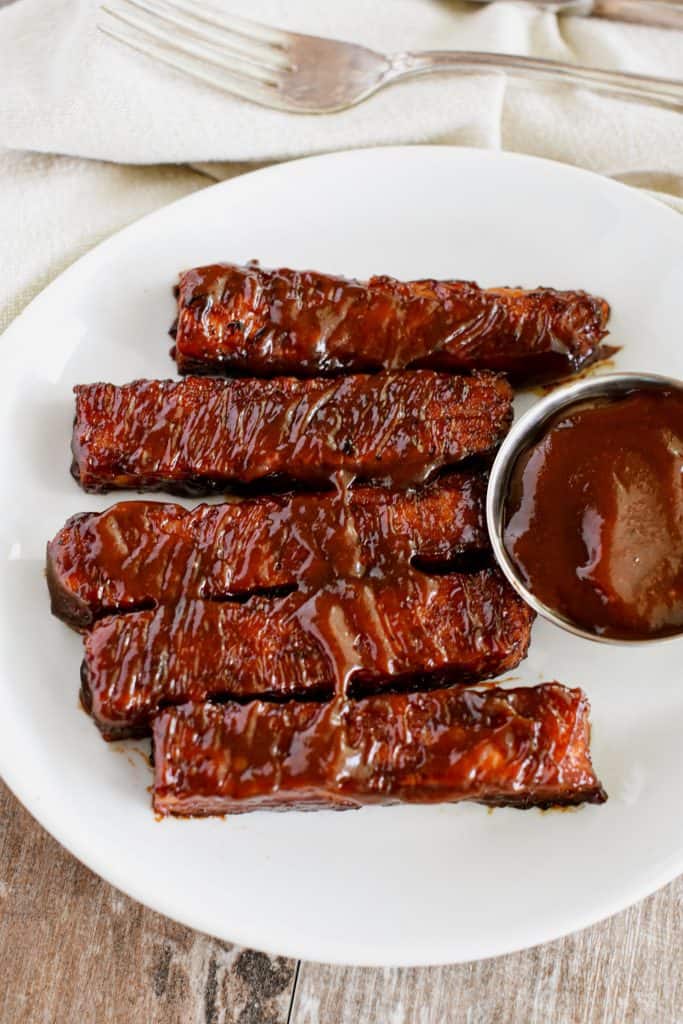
98,0,683,113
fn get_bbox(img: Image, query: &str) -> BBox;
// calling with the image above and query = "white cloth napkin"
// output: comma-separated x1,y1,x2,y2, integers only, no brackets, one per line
1,0,682,174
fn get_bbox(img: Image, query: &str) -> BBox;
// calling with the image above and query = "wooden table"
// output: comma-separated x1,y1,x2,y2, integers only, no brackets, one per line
2,780,680,1023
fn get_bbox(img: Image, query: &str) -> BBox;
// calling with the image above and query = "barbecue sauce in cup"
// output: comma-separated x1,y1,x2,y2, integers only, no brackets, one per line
503,387,683,640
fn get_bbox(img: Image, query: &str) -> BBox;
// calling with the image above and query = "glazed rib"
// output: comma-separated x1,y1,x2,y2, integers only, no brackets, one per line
47,472,488,628
152,684,607,816
71,371,512,494
82,569,533,739
172,263,610,385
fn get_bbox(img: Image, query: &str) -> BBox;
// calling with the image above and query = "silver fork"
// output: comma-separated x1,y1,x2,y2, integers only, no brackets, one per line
98,0,683,113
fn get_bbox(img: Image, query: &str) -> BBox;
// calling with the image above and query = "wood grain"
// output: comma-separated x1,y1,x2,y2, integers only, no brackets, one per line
291,877,683,1023
2,777,681,1023
0,781,297,1024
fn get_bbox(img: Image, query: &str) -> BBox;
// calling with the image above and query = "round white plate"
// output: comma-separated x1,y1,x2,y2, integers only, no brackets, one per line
1,147,682,967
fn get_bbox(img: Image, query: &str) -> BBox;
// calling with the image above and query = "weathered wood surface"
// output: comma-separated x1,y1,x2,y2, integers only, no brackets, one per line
0,781,297,1024
291,878,683,1023
1,779,681,1024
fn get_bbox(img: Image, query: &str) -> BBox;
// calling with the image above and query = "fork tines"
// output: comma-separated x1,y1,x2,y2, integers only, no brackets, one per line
98,0,291,106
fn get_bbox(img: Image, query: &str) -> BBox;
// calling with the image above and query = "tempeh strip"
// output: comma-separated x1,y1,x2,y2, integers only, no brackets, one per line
82,570,534,739
152,684,607,816
173,263,610,385
47,471,488,628
70,371,512,494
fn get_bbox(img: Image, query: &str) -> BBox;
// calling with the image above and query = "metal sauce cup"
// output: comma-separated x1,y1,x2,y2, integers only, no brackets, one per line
486,372,683,645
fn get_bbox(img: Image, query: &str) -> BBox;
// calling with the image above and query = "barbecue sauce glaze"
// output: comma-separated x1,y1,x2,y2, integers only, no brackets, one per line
504,388,683,640
48,472,489,628
173,263,611,385
71,371,512,494
152,685,606,816
77,467,533,739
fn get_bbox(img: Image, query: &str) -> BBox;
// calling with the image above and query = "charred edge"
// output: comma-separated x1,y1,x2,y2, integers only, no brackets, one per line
580,342,620,377
70,446,501,498
97,722,151,742
74,473,341,498
52,585,159,630
171,346,509,380
85,685,336,742
505,344,609,389
150,722,157,767
534,343,623,396
86,663,538,740
169,355,572,388
203,583,299,605
79,660,93,716
152,798,359,819
80,661,150,741
46,547,94,631
69,408,82,485
153,469,486,498
411,548,493,577
201,688,334,708
436,453,495,477
96,598,158,619
175,358,390,379
347,668,496,700
199,474,339,498
60,589,296,628
153,786,607,816
476,784,607,809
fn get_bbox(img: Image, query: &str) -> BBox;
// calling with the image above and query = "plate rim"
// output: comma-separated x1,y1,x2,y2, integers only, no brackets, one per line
1,144,682,967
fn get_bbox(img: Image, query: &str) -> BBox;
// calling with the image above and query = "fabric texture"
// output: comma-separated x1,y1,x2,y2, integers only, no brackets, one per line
1,0,682,172
0,0,680,333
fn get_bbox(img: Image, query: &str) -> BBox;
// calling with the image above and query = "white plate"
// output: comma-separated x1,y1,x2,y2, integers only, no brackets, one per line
1,147,682,967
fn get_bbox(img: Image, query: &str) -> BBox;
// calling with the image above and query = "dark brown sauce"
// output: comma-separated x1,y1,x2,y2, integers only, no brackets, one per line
152,684,606,816
173,262,610,386
71,372,512,495
531,345,621,396
83,556,534,738
48,470,491,628
65,376,533,745
504,388,683,640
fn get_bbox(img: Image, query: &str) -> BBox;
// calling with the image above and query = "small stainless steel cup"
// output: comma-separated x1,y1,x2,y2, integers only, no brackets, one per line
486,371,683,645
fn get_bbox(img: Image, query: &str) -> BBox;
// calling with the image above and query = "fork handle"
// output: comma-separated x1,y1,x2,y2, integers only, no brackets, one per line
589,0,683,29
472,0,683,30
391,50,683,111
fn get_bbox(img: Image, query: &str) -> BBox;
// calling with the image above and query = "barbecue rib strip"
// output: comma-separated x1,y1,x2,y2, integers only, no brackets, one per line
71,371,512,494
47,472,488,628
82,570,533,739
152,684,607,816
173,263,610,385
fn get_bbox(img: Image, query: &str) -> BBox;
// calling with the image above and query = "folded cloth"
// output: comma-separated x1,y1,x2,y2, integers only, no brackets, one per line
0,147,207,332
0,1,680,337
0,0,682,175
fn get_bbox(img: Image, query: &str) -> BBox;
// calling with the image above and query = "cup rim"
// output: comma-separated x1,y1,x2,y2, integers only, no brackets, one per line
486,371,683,646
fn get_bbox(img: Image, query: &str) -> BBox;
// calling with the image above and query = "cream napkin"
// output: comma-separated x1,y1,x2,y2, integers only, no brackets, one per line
1,0,682,175
1,0,681,336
